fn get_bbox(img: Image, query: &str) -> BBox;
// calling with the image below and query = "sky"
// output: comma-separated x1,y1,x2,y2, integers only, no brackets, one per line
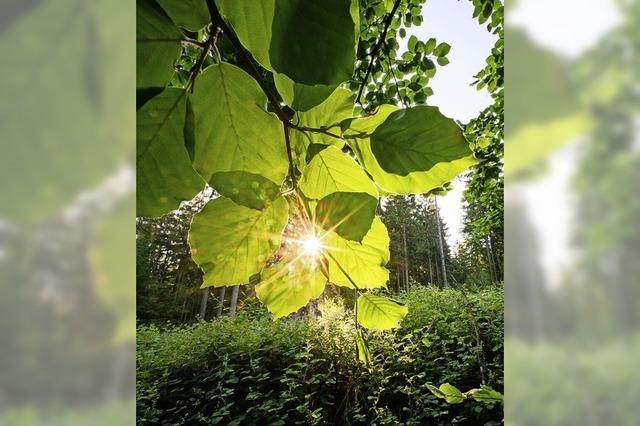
403,0,497,247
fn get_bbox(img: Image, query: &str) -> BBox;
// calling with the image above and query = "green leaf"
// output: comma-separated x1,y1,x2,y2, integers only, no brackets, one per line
408,35,418,52
136,0,182,89
433,42,451,57
137,88,204,217
157,0,210,31
189,196,289,287
424,38,437,54
270,0,358,85
426,384,445,399
325,217,390,289
298,145,376,199
315,192,377,242
274,74,339,112
356,294,408,330
217,0,358,86
299,145,377,241
439,383,465,404
255,253,326,318
437,56,450,66
345,105,476,194
468,387,503,404
215,0,274,68
189,63,288,193
356,330,372,365
209,171,281,210
289,87,355,166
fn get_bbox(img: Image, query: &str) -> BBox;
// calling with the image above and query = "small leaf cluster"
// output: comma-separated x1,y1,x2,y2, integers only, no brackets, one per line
351,0,452,109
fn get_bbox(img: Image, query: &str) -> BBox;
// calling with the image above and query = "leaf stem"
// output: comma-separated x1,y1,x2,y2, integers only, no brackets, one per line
355,0,403,108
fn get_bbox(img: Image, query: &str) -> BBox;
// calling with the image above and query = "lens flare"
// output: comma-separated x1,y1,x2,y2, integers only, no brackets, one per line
301,234,323,255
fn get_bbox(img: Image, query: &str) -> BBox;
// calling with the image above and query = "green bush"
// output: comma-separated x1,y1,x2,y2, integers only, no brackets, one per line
137,286,503,425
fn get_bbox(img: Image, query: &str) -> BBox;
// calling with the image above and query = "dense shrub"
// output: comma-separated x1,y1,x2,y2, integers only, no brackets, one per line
137,285,503,425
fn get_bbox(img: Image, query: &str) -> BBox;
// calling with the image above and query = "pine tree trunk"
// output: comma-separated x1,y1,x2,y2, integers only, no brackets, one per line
216,286,227,318
434,197,448,287
485,235,498,283
428,254,434,284
198,287,209,320
229,285,240,316
402,223,410,291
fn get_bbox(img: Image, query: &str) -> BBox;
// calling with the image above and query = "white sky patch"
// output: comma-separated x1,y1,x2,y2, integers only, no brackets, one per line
406,0,496,247
509,0,622,60
517,142,580,289
436,175,468,249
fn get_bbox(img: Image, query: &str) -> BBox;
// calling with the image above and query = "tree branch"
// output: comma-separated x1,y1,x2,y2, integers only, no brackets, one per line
355,0,403,107
204,0,292,123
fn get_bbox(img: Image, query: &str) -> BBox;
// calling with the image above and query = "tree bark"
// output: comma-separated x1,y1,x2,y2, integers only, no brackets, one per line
485,235,498,283
428,253,434,284
434,197,448,287
198,287,209,320
402,223,410,291
216,286,227,318
229,285,240,316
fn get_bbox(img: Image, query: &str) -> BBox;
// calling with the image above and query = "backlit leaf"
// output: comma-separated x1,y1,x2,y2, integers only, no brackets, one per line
346,105,476,194
356,329,372,364
256,253,326,318
356,294,408,330
315,192,377,242
189,63,288,196
468,387,503,404
299,145,376,199
209,171,281,210
325,217,390,289
439,383,465,404
137,88,204,217
157,0,210,31
189,196,289,287
216,0,358,86
299,145,377,240
290,87,355,167
136,0,181,89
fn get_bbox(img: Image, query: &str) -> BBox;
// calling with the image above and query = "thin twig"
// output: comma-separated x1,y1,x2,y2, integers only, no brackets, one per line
355,0,403,107
283,124,298,189
296,125,344,141
186,32,217,92
384,41,408,108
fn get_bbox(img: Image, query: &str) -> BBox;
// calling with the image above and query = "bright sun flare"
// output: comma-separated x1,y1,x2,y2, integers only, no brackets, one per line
300,234,323,255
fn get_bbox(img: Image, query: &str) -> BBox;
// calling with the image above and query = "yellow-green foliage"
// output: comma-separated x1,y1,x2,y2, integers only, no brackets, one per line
137,286,503,425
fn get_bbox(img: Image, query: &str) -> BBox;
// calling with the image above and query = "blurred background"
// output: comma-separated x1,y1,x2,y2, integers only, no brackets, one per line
505,0,640,424
0,0,135,423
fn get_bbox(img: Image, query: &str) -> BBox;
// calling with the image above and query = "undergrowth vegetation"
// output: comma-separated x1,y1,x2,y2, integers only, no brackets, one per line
137,285,503,425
